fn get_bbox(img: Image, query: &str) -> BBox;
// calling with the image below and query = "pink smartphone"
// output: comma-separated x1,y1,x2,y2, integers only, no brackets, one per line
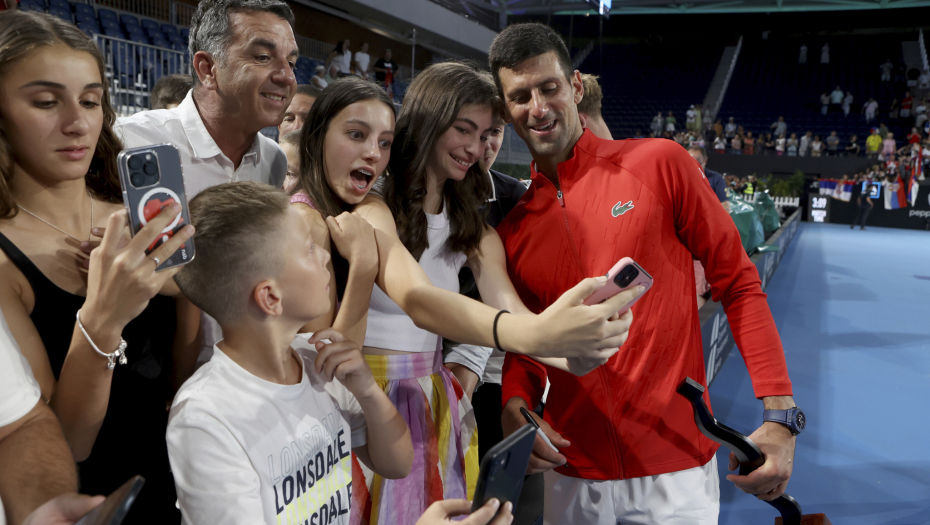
583,257,654,314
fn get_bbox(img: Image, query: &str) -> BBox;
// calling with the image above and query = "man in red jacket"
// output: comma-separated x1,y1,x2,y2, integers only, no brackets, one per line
489,23,800,524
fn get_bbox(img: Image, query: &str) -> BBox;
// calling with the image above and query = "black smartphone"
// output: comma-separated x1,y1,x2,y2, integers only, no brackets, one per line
74,475,145,525
471,424,536,515
117,143,194,271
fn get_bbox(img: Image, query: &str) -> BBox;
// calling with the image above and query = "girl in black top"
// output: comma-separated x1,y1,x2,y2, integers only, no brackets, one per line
0,12,195,523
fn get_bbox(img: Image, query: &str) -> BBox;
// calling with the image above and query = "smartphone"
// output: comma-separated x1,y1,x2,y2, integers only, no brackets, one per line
74,475,145,525
471,424,536,515
117,144,194,271
583,257,653,313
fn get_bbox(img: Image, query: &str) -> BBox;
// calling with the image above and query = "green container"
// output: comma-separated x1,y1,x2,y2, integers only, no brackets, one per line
728,193,765,253
751,192,781,236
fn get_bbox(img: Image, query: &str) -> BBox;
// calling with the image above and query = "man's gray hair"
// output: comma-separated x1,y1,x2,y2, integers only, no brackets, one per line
189,0,295,84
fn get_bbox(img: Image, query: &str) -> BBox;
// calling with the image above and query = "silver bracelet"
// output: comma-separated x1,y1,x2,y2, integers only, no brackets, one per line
75,309,128,370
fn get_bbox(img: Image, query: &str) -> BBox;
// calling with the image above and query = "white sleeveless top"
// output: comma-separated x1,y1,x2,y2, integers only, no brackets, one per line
364,209,467,353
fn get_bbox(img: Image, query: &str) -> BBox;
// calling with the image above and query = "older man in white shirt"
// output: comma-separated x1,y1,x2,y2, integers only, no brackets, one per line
115,0,297,197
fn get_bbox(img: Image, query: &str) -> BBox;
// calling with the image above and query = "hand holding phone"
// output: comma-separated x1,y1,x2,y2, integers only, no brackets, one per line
583,258,653,314
74,476,145,525
117,144,195,271
471,425,536,516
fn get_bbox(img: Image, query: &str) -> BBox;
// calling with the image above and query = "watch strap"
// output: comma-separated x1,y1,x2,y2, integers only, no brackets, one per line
763,408,802,435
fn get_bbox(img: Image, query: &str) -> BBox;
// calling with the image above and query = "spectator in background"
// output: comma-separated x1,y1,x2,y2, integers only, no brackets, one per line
714,133,726,153
713,118,724,137
770,116,787,137
901,91,913,120
764,132,776,155
842,91,854,117
725,116,737,138
787,133,799,156
278,84,321,137
821,42,830,64
373,48,400,98
799,43,808,64
686,104,697,132
863,97,878,122
731,133,742,154
695,104,704,129
799,130,812,156
820,92,830,115
866,128,882,158
651,112,664,136
889,97,900,120
880,59,893,82
326,38,352,76
879,122,890,139
577,73,613,139
665,110,676,132
151,73,193,110
851,183,874,230
278,130,300,193
743,131,755,155
826,131,840,156
882,132,897,159
846,134,860,157
311,64,327,88
354,41,371,78
914,99,928,129
687,146,729,308
907,127,922,144
830,86,844,112
776,133,787,156
811,135,824,157
324,64,339,85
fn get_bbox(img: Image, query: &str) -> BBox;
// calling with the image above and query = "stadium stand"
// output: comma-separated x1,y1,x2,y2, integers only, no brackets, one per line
718,34,913,149
575,40,728,139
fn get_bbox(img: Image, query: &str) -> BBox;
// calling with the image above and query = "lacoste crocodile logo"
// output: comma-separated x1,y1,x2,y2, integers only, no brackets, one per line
611,200,634,217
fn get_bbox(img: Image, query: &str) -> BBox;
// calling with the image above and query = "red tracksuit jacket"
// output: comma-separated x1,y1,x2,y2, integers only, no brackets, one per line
498,131,793,480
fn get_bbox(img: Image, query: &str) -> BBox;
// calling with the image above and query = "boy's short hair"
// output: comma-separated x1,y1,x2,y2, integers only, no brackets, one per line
577,73,603,118
279,129,301,147
488,22,573,96
175,182,291,325
151,74,193,109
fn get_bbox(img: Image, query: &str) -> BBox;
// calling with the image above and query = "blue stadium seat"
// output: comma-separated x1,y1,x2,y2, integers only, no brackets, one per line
101,17,119,30
77,20,100,34
127,32,149,45
160,23,179,37
295,56,312,72
48,0,70,12
120,14,140,27
50,7,72,22
19,0,45,12
102,26,126,40
141,18,159,32
97,8,117,23
151,37,169,49
179,27,190,40
171,41,186,53
74,2,95,18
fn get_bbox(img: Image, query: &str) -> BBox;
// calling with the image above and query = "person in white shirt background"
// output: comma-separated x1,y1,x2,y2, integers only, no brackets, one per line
842,91,854,117
327,39,353,76
311,64,328,89
799,130,813,156
880,59,893,82
354,41,371,78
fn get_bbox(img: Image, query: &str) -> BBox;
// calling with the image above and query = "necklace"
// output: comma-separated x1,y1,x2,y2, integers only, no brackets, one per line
18,197,94,242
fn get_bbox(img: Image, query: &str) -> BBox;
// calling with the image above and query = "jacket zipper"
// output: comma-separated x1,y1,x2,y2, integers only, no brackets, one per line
551,173,624,477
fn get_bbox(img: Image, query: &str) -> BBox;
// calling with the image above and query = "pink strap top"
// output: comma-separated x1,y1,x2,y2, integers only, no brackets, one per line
290,192,317,209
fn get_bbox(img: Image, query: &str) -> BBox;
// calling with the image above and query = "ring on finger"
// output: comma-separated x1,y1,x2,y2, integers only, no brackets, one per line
151,256,161,268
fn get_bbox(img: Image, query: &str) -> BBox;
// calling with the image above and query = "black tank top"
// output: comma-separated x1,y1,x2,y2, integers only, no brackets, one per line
0,232,180,524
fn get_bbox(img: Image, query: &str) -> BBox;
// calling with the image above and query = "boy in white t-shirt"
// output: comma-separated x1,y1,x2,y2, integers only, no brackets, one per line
169,182,413,525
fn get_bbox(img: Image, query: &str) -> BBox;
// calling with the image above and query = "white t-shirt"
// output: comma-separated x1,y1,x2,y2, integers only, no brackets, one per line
354,51,370,76
686,109,696,123
167,334,366,525
0,311,40,428
334,51,352,75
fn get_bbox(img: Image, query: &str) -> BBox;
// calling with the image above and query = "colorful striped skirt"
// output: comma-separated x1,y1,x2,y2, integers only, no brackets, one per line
350,351,478,525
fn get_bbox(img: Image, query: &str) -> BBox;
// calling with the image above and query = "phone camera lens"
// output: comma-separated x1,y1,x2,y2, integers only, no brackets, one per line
128,156,142,170
130,173,145,187
143,161,158,175
616,266,640,288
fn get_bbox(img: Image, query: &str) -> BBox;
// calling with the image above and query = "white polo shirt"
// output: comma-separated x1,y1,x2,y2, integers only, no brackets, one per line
115,90,287,198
